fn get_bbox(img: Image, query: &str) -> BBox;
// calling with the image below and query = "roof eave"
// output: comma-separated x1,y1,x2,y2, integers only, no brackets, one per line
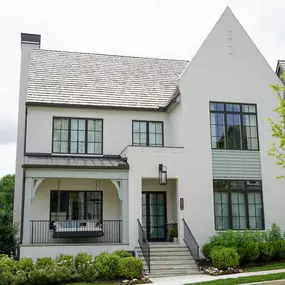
26,101,166,112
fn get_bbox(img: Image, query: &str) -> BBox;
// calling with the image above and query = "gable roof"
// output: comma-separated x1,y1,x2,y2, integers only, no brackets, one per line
26,49,188,110
276,60,285,85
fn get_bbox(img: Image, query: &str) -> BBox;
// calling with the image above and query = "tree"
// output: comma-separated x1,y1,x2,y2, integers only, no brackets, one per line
0,174,17,255
268,72,285,178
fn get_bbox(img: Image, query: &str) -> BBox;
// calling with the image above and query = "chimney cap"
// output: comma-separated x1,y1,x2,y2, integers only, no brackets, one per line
21,33,41,47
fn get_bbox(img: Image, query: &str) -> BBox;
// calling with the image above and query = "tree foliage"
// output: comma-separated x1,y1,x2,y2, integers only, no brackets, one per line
268,72,285,178
0,174,17,255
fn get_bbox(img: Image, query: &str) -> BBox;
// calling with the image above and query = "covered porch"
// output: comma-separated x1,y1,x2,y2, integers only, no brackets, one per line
22,155,129,247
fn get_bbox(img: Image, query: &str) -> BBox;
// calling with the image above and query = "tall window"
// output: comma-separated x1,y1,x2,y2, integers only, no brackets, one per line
214,180,264,230
132,121,163,146
50,191,103,222
53,118,103,154
210,102,259,150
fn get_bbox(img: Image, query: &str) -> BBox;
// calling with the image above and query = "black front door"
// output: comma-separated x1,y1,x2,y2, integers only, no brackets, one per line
142,192,167,241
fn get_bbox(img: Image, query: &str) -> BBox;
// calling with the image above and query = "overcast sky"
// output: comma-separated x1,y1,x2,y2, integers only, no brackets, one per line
0,0,284,177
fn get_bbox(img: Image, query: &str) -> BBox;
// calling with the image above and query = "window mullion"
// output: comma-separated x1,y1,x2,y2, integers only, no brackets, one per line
85,119,88,154
68,119,71,154
240,107,244,150
224,104,227,149
228,191,233,229
147,122,149,146
244,190,250,229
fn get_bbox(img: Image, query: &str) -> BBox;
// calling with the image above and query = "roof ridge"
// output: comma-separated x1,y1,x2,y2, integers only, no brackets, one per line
35,48,189,63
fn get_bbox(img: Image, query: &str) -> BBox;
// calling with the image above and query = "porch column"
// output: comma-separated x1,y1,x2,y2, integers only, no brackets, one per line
22,177,33,244
121,179,129,244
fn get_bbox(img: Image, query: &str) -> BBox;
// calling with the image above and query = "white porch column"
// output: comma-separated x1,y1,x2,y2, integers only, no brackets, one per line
121,179,129,244
22,177,33,244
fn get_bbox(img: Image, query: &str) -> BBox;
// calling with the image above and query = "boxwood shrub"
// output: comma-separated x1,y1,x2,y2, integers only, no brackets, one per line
118,257,144,278
210,246,239,269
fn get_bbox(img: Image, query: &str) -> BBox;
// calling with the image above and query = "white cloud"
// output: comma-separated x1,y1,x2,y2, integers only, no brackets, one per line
0,0,284,177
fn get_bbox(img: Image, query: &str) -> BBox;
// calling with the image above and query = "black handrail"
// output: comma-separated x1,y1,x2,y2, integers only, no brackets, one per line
137,219,150,273
182,218,200,267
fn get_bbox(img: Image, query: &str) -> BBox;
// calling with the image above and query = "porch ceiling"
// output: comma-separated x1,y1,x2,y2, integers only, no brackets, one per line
23,155,129,170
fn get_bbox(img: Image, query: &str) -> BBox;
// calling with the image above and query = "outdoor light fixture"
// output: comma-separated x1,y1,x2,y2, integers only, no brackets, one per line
158,164,167,185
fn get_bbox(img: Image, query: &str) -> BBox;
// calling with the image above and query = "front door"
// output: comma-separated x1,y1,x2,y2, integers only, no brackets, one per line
142,192,167,241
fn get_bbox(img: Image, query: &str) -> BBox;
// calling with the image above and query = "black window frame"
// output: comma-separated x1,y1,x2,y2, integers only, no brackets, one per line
49,190,103,224
209,102,259,151
213,179,265,230
52,117,103,155
132,120,164,147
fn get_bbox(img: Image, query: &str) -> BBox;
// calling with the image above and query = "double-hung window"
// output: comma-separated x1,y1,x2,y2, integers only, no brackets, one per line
214,180,264,230
52,118,103,154
210,102,259,150
132,121,163,146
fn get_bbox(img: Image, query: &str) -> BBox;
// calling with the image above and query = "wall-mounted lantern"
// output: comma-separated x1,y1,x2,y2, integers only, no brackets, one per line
158,164,167,185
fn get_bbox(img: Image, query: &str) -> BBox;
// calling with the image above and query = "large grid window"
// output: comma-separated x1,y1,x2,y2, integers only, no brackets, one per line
132,121,163,146
210,102,259,150
53,118,103,154
214,180,264,230
50,190,103,222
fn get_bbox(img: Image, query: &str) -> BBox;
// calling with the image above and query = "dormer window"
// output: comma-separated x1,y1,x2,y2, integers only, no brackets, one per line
132,121,163,147
52,117,103,155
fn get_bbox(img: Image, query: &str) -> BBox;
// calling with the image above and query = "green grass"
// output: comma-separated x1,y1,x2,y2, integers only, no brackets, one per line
247,262,285,272
187,272,285,285
66,283,111,285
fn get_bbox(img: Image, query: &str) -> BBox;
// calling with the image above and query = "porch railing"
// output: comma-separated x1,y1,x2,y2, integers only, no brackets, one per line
137,219,150,273
30,220,122,244
182,218,200,267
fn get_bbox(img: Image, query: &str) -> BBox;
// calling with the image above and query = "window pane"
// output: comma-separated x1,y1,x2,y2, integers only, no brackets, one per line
88,120,95,130
54,130,60,141
226,104,233,112
210,103,216,111
95,143,102,154
95,132,102,142
214,192,229,230
88,143,95,154
251,139,258,150
149,123,156,133
61,119,69,129
79,120,85,130
53,142,60,152
156,123,163,133
60,142,68,153
242,105,249,113
54,119,61,129
78,131,85,141
71,119,78,130
156,134,163,146
233,104,240,112
250,115,257,126
78,142,85,153
133,122,140,132
246,181,261,190
61,130,68,141
149,134,156,145
70,142,77,153
140,122,147,132
88,132,95,142
95,120,102,131
249,105,256,113
140,133,147,145
133,133,140,144
71,131,77,141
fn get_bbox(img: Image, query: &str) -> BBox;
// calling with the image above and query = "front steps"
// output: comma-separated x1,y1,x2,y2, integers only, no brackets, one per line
135,244,199,277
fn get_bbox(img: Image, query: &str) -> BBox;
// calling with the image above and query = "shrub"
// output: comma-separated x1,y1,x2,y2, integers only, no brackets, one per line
118,257,143,279
259,242,276,261
56,254,75,268
75,253,98,282
267,223,282,242
238,241,259,264
95,253,120,279
16,258,34,272
210,247,239,270
36,257,53,268
75,252,92,268
113,250,132,258
202,243,214,260
274,240,285,259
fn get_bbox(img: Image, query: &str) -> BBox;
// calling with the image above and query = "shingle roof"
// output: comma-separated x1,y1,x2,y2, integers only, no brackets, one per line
27,49,188,110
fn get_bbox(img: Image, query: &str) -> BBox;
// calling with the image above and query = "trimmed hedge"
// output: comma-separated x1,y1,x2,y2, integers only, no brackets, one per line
0,249,143,285
210,247,239,269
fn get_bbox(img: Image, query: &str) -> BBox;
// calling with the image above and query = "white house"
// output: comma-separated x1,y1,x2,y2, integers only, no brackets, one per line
14,7,285,276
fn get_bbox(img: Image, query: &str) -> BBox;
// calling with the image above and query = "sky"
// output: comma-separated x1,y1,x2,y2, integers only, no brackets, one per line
0,0,285,177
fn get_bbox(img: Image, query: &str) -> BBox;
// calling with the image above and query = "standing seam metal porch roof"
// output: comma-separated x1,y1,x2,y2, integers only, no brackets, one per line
27,49,189,109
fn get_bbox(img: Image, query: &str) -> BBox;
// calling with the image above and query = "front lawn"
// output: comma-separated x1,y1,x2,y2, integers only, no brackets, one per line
187,272,285,285
247,262,285,272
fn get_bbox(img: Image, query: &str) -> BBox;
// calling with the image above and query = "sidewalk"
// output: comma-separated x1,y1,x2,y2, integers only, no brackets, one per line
151,268,285,285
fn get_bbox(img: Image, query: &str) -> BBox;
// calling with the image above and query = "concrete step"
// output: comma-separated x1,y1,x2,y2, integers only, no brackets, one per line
136,246,188,252
144,264,198,270
144,255,194,261
147,269,200,278
137,251,192,257
142,259,194,265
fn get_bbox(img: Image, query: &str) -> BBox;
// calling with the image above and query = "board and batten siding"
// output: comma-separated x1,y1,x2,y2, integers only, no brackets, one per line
212,150,261,180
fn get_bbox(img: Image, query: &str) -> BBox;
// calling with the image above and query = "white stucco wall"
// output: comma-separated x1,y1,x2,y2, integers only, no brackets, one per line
25,106,174,155
31,179,121,220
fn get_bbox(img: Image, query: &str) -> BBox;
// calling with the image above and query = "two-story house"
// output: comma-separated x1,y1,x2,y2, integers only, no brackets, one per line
14,7,285,276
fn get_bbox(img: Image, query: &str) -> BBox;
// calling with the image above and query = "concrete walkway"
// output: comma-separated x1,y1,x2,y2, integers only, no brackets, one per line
151,268,285,285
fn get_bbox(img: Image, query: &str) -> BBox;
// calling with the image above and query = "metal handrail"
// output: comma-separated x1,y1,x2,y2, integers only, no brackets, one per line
182,218,200,267
137,219,150,273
